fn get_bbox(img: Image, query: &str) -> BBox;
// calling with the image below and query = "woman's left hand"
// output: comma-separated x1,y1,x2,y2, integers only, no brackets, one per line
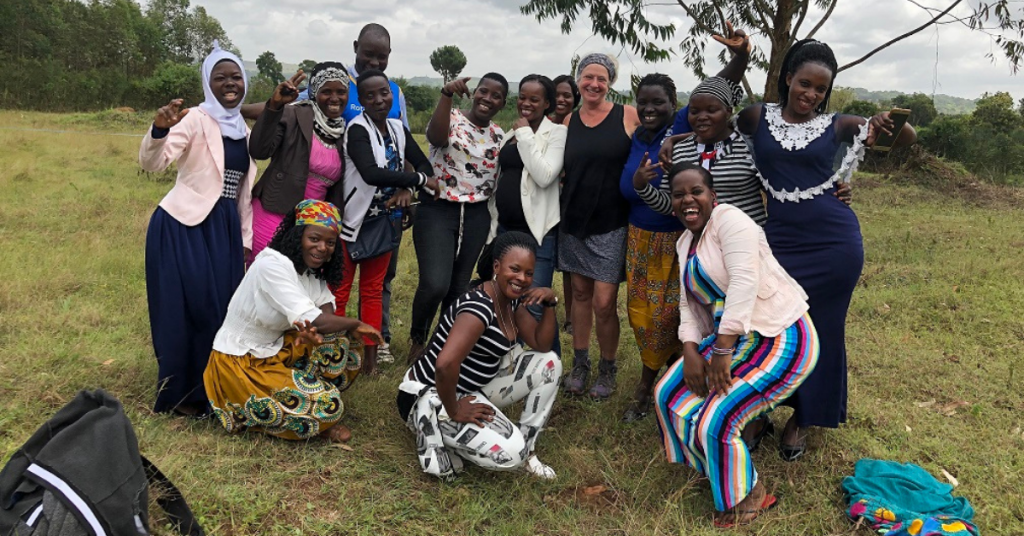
834,182,853,205
866,112,895,147
386,188,414,209
707,352,734,395
522,287,557,307
353,322,385,346
712,21,751,56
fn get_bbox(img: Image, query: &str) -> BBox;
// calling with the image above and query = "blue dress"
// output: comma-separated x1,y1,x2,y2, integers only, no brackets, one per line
145,131,248,413
750,104,866,428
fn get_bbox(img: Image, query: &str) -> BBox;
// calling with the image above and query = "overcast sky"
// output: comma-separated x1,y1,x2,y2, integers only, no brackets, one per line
179,0,1021,99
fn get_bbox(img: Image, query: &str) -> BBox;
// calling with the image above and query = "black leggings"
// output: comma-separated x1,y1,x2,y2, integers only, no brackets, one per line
410,197,491,343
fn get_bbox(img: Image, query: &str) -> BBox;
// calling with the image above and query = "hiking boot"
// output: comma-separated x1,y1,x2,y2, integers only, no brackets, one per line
589,359,618,401
563,354,591,396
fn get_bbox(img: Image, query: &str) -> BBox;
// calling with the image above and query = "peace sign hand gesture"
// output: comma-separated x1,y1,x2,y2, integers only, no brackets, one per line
153,99,189,130
269,71,307,111
631,153,662,190
712,21,751,57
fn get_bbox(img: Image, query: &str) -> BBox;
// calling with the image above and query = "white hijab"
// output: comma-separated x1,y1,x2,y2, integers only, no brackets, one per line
198,41,248,140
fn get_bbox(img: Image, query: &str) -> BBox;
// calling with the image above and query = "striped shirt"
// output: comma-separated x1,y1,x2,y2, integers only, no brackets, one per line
635,133,767,226
410,289,520,393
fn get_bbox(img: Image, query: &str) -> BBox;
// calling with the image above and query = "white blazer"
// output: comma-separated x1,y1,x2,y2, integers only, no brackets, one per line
489,117,568,243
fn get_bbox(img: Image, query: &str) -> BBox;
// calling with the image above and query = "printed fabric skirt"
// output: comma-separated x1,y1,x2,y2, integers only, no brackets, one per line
204,332,361,440
625,225,683,370
557,226,627,284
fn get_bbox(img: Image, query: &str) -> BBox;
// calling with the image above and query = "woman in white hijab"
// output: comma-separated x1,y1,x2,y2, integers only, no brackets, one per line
138,41,257,416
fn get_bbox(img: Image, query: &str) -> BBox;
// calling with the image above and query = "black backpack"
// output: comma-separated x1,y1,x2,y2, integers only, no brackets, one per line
0,390,203,536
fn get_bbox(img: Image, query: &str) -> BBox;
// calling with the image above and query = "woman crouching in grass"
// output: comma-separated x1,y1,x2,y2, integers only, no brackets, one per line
399,231,562,481
653,164,819,527
204,200,383,442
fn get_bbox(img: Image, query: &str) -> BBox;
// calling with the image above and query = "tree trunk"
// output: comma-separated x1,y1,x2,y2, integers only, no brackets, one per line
763,0,798,102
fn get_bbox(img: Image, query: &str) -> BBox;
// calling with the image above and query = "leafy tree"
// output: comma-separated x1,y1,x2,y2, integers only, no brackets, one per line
246,75,278,104
137,61,202,107
826,87,856,113
145,0,234,63
256,51,284,84
973,91,1019,130
891,93,938,127
403,85,439,113
298,59,318,74
429,45,467,83
842,100,880,117
521,0,1024,101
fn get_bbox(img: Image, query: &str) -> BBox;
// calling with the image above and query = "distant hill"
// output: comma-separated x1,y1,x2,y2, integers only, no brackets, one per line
848,87,976,114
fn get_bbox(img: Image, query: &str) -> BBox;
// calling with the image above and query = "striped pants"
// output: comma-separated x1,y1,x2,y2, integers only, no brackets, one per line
654,313,819,510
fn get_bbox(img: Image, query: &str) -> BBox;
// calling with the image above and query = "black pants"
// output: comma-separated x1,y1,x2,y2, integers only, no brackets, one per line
410,197,491,343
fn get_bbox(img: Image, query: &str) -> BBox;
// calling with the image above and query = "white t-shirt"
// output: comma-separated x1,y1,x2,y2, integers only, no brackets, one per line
212,248,336,358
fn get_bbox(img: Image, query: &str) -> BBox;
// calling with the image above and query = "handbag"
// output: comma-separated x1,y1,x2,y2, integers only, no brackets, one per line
347,213,399,261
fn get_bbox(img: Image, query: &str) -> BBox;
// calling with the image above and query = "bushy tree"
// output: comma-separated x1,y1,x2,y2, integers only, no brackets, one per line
298,59,318,74
521,0,1024,101
136,61,202,108
973,91,1019,130
429,45,467,83
256,51,284,84
891,93,938,127
843,100,880,117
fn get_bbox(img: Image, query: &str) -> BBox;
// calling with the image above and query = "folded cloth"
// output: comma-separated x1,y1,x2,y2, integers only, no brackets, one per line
842,459,978,536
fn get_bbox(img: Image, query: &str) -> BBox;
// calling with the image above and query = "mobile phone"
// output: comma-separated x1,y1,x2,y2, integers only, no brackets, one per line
871,108,910,152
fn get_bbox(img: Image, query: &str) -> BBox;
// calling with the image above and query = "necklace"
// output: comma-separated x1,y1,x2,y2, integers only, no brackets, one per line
491,281,518,342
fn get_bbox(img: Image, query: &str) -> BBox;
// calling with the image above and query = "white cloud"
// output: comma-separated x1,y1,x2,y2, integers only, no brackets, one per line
179,0,1021,100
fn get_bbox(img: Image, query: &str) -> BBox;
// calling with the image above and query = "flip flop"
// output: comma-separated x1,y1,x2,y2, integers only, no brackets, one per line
712,493,778,529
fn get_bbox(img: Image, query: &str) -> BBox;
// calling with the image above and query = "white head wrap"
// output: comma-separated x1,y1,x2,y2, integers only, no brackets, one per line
198,41,248,140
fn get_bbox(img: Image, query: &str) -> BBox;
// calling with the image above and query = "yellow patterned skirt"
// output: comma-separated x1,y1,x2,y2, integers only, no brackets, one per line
626,225,684,370
204,332,361,440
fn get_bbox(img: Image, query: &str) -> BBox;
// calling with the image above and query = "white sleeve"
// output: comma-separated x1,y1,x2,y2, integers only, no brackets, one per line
255,257,323,325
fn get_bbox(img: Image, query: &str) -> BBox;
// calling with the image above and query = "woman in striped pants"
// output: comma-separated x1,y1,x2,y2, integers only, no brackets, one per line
653,163,819,528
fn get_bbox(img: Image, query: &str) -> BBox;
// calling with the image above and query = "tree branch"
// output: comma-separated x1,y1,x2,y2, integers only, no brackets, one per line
790,0,810,46
804,0,839,41
838,0,963,72
676,0,717,34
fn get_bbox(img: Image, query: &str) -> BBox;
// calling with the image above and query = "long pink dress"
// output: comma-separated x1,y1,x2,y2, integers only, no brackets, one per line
250,137,342,260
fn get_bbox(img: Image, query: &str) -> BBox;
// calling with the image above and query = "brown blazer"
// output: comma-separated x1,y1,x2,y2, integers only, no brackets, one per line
249,101,346,215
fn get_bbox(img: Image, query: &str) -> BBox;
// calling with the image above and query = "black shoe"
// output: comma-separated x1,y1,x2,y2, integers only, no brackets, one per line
779,434,807,462
744,416,774,453
621,397,652,423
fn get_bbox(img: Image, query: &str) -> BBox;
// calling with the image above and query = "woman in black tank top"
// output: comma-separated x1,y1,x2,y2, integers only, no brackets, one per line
557,53,641,402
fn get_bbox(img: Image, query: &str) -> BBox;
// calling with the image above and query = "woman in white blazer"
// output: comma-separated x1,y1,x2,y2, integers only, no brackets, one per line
490,74,567,356
653,163,819,528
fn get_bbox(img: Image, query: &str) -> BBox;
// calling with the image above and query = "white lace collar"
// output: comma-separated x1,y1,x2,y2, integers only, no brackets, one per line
765,103,834,151
761,122,869,203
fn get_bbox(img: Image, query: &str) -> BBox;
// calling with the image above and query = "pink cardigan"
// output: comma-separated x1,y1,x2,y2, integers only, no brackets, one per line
677,203,809,344
139,107,255,249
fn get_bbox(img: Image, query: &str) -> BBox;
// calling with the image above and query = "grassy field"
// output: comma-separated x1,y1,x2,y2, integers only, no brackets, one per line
1,109,1023,535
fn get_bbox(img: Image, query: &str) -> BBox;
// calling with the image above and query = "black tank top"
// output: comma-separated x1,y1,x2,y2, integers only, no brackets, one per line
561,103,631,238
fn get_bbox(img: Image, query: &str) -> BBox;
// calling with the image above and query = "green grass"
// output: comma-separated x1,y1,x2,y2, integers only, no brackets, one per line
1,110,1023,535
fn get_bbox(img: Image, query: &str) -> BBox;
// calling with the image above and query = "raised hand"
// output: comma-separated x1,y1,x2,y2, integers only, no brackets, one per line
292,320,324,348
712,21,751,56
451,395,495,427
866,112,895,147
269,71,307,111
153,99,189,129
353,321,385,346
443,77,473,99
631,153,662,189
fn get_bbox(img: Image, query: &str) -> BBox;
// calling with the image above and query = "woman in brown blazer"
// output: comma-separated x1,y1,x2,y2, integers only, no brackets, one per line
249,62,349,260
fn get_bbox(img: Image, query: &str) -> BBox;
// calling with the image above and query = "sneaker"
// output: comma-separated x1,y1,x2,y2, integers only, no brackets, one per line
524,455,556,479
563,360,590,396
378,342,395,364
589,360,617,401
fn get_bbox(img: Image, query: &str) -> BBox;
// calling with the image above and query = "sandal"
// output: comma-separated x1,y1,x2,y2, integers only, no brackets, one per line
621,396,652,423
744,416,775,453
712,493,778,529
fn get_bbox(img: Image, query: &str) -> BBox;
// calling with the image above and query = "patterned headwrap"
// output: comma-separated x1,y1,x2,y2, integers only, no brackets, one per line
294,199,341,235
576,53,618,85
296,61,348,144
690,76,744,109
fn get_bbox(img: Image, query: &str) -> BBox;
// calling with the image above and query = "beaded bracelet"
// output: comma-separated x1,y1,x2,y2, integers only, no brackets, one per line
711,344,734,355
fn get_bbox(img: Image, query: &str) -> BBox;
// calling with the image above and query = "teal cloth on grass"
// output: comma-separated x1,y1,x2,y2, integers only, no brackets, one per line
842,459,978,536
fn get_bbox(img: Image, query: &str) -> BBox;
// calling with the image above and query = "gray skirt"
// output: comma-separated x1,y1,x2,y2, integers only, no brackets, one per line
557,226,627,284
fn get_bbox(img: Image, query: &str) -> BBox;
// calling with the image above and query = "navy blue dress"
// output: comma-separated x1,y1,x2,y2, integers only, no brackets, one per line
750,104,865,428
145,129,248,413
